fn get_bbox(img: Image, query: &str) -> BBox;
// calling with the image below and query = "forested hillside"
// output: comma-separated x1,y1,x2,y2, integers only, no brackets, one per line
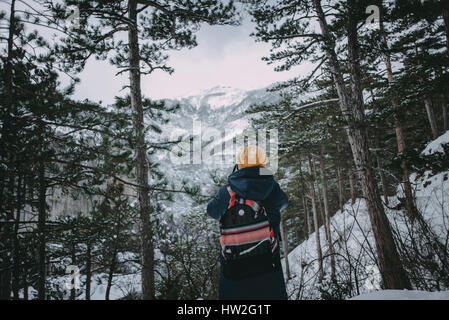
282,132,449,299
1,0,448,300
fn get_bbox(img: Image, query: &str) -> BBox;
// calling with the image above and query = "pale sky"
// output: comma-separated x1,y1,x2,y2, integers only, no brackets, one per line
72,14,303,105
1,2,314,105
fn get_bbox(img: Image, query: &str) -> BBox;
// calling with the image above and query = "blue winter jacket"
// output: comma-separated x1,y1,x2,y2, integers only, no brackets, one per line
207,166,289,300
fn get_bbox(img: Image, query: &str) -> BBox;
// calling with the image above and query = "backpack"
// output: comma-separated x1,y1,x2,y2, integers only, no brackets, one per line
219,184,280,280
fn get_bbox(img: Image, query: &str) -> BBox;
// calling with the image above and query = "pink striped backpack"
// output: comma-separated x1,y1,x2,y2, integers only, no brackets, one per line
219,184,279,280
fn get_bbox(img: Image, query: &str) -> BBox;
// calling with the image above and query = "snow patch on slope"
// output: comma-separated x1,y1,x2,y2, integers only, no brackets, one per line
421,130,449,155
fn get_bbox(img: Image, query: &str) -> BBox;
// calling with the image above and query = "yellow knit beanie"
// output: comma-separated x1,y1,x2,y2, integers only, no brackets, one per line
236,145,268,169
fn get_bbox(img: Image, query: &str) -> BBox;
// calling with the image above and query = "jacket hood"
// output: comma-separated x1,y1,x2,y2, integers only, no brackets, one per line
227,166,275,201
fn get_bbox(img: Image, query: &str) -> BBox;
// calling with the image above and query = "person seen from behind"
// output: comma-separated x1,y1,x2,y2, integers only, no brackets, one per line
207,145,288,300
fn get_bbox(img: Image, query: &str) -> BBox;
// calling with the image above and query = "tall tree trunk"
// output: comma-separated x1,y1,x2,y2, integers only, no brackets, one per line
376,156,389,205
336,164,345,211
37,160,47,300
302,196,310,239
12,174,23,299
308,155,324,282
279,218,291,280
373,145,389,207
442,94,448,132
0,0,16,300
85,243,91,300
23,271,28,300
380,21,417,220
318,149,335,280
4,0,15,111
105,249,117,301
307,199,313,235
0,184,13,300
424,99,439,140
128,0,155,300
348,166,356,205
312,0,411,289
370,91,389,206
299,160,310,238
70,244,76,300
411,25,438,140
394,109,417,221
336,144,345,213
294,217,301,243
312,159,326,229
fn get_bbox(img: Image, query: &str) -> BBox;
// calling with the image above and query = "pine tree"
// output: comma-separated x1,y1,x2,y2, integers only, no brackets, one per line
246,0,411,289
1,0,133,299
47,0,239,299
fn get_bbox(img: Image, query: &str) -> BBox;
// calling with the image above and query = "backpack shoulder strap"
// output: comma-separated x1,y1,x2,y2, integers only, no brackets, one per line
244,199,261,212
225,184,236,208
225,185,263,213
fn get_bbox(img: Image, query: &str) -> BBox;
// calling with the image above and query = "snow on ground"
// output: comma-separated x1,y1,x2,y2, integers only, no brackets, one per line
283,132,449,300
350,290,449,300
284,198,378,299
421,130,449,155
21,272,141,300
88,273,141,300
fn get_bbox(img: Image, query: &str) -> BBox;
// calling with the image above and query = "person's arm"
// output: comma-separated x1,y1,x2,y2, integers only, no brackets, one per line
206,185,230,221
262,182,288,236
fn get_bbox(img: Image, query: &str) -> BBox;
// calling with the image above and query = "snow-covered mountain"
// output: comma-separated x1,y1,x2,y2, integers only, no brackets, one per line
162,84,278,133
153,85,281,216
48,85,281,218
174,85,248,110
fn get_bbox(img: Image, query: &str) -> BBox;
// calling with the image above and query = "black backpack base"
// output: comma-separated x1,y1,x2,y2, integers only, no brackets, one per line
222,249,281,280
